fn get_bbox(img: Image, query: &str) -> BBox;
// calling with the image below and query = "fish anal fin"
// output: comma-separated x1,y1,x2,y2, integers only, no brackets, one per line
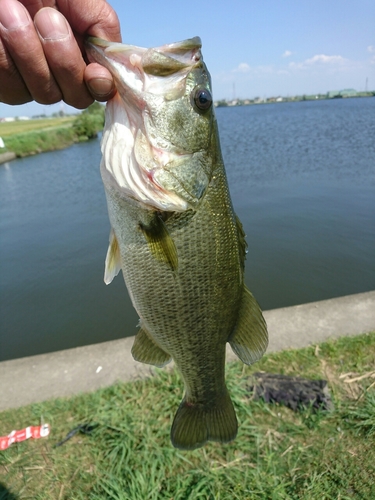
229,286,268,365
131,326,172,368
139,214,178,271
170,389,237,450
104,229,121,285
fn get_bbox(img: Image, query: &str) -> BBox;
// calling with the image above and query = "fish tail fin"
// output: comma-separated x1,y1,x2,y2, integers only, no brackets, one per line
170,389,237,450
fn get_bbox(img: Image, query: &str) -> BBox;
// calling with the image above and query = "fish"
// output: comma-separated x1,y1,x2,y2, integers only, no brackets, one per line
85,36,268,450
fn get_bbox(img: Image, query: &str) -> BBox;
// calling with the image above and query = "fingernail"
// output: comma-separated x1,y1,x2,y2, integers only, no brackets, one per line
0,0,30,30
87,78,114,97
35,8,70,41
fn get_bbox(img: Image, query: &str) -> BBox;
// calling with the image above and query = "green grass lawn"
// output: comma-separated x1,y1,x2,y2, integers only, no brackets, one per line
0,117,75,137
0,117,77,157
1,332,374,499
0,112,102,157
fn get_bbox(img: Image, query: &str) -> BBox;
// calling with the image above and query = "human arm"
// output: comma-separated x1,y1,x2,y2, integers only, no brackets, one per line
0,0,121,108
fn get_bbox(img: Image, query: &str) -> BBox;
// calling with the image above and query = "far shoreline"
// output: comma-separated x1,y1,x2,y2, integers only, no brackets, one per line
0,103,104,162
1,95,373,164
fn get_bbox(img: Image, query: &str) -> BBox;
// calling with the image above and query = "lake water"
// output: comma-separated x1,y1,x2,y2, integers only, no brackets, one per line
1,98,374,361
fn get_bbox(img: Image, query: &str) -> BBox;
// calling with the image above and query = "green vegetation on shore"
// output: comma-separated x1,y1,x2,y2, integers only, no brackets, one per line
0,102,105,158
215,90,375,107
1,332,374,499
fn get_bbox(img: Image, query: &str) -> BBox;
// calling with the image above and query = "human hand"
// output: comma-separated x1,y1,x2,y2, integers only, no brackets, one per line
0,0,121,108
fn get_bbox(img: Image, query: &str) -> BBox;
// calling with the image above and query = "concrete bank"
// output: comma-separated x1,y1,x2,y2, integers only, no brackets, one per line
1,291,374,412
0,151,16,165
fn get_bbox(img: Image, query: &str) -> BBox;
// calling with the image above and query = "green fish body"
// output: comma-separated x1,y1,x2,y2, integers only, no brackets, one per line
86,36,268,450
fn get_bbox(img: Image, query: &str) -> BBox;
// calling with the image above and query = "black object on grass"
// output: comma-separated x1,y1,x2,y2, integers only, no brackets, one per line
249,373,334,411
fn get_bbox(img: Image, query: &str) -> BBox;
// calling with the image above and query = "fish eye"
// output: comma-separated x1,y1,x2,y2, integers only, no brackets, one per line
193,87,212,112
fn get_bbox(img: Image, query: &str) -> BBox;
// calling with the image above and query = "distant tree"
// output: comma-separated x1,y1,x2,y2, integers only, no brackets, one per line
72,113,99,140
83,101,105,116
72,100,106,141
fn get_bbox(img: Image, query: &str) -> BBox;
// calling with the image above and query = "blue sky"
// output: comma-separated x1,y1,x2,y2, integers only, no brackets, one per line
1,0,374,117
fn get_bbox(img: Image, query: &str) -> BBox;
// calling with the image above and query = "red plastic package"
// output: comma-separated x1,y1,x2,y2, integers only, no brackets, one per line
0,424,50,450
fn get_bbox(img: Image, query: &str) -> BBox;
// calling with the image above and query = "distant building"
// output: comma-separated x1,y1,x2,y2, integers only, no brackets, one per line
328,89,358,98
340,89,358,97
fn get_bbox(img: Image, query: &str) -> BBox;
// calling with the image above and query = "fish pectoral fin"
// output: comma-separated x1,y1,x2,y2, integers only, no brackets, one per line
131,326,172,368
229,286,268,365
139,214,178,271
171,389,237,450
104,228,121,285
235,214,248,272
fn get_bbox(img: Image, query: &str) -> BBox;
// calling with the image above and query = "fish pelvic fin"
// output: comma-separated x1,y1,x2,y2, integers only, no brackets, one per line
104,228,122,285
131,326,172,368
170,389,237,450
139,214,178,272
229,286,268,365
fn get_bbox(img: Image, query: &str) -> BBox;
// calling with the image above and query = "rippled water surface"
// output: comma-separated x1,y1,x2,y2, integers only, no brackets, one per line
1,98,374,360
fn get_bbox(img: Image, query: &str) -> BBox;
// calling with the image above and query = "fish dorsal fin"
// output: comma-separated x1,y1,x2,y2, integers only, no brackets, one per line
139,214,178,271
104,229,122,285
229,286,268,365
132,326,172,367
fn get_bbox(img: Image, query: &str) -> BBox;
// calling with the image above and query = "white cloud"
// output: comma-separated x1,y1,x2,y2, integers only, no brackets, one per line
234,63,251,73
231,63,276,76
289,54,349,70
282,50,292,58
213,50,371,100
367,46,375,63
305,54,346,64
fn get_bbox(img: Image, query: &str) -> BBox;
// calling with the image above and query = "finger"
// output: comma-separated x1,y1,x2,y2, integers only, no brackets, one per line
18,1,58,20
56,0,121,45
84,62,116,102
0,0,62,104
34,7,93,109
0,33,31,104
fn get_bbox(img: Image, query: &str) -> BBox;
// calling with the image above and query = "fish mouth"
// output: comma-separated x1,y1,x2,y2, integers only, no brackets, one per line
85,37,208,212
85,36,202,91
85,36,203,121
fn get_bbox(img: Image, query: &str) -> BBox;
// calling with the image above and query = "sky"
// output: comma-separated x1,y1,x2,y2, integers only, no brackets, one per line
1,0,374,117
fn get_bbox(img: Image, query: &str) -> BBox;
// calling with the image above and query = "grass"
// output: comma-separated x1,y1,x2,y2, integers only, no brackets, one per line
0,113,103,157
0,117,77,157
0,117,75,137
2,128,77,157
1,332,374,499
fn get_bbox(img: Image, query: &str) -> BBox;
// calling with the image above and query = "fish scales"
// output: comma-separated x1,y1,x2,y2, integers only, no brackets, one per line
105,141,241,386
86,36,268,450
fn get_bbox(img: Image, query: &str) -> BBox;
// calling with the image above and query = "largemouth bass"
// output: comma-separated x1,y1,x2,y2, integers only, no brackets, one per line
86,36,268,450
